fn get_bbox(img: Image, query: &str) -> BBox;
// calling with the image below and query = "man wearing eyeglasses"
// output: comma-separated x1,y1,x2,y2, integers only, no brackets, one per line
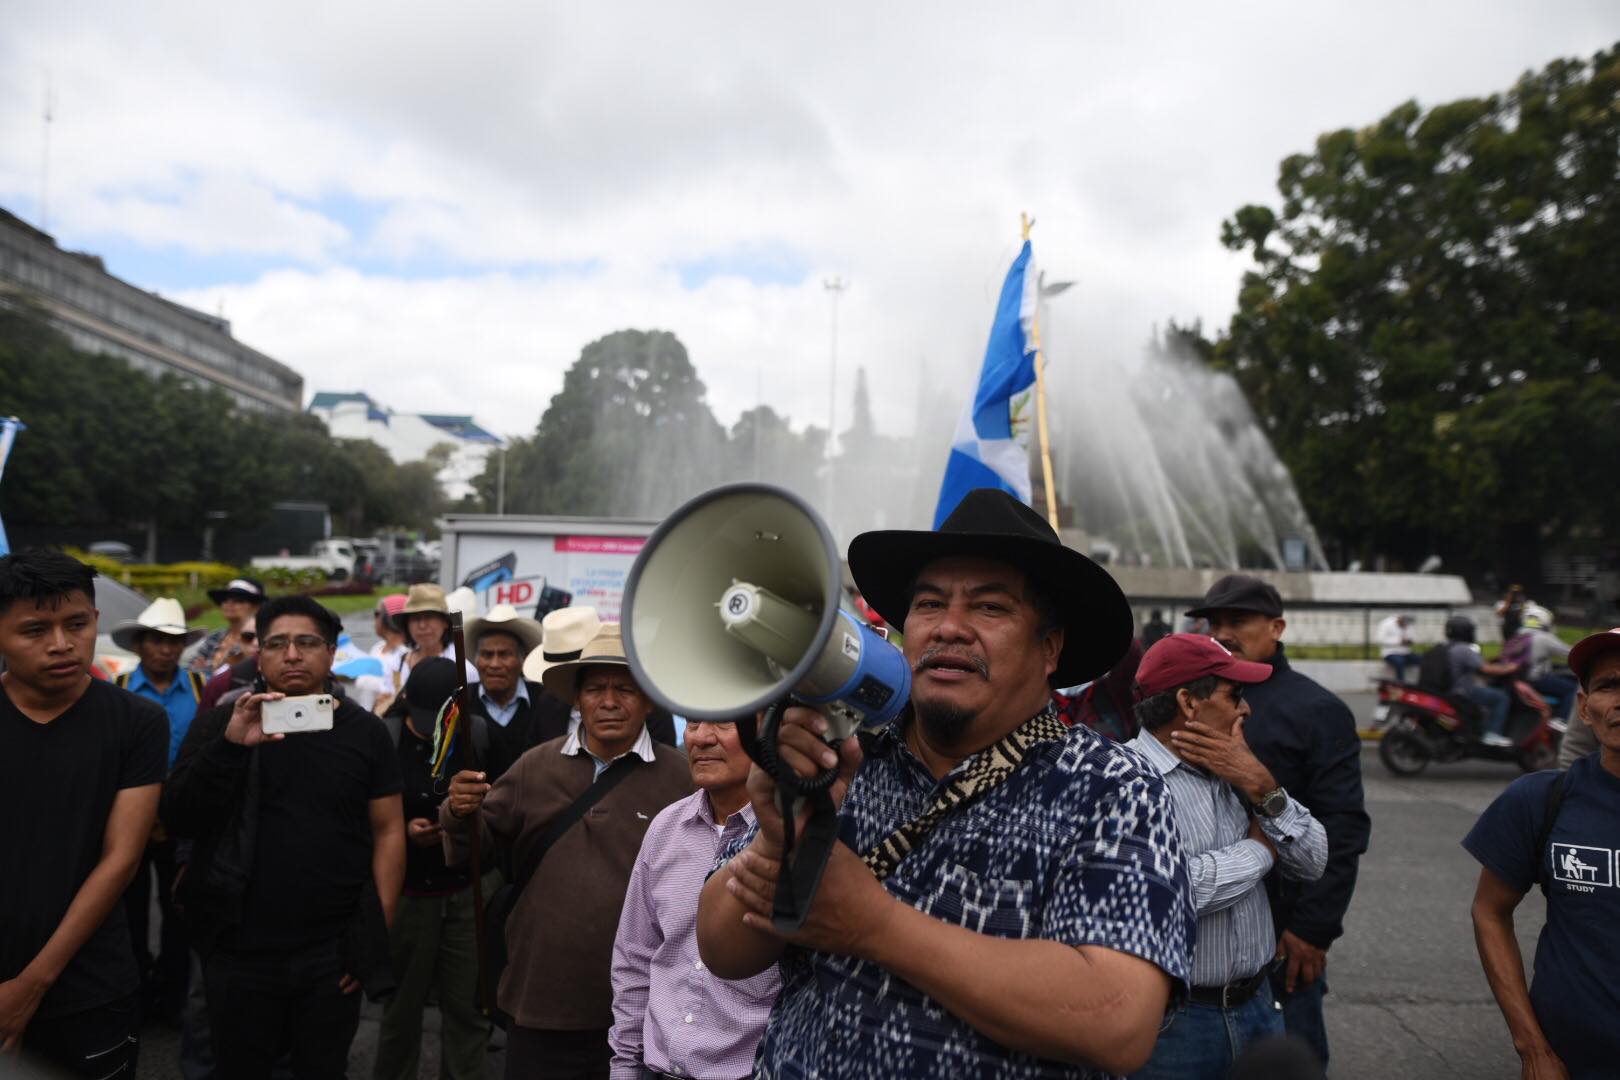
1125,634,1327,1078
163,595,406,1080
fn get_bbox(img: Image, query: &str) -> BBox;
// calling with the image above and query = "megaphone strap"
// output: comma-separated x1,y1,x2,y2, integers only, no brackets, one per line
863,704,1068,883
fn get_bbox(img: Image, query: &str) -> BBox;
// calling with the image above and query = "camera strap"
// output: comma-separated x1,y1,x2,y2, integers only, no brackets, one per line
862,704,1068,882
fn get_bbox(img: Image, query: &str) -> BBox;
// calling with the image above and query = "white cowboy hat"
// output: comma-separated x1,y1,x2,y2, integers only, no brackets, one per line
466,604,544,656
522,606,603,682
445,586,480,619
540,624,639,705
111,597,207,652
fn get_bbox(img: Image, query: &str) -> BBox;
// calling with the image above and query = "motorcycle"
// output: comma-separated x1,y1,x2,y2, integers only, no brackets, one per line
1376,677,1565,776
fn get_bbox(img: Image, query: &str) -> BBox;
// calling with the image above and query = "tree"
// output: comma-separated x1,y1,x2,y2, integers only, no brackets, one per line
496,330,729,516
1214,45,1620,577
0,301,447,550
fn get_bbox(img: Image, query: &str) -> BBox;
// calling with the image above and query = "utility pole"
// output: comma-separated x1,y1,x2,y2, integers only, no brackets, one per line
39,72,53,233
823,276,847,532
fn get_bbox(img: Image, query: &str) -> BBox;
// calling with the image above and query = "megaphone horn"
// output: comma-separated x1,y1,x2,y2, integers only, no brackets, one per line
622,483,911,931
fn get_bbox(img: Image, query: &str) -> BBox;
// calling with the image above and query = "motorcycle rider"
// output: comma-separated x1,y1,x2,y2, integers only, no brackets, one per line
1442,616,1518,748
1512,605,1576,722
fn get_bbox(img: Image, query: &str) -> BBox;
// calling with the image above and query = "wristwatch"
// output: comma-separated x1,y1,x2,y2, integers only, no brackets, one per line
1253,788,1289,818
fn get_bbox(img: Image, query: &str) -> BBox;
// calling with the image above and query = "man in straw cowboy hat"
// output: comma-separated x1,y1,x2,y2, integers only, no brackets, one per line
110,597,209,1025
442,625,691,1079
509,607,678,758
466,602,550,764
0,550,166,1077
697,488,1195,1079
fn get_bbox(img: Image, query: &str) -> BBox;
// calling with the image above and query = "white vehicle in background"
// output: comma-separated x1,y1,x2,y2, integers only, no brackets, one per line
251,537,359,580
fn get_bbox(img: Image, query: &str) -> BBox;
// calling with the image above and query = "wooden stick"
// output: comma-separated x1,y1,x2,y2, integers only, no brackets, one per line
449,612,490,1014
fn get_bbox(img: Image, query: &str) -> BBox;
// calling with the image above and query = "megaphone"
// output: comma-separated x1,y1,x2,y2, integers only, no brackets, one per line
622,483,911,931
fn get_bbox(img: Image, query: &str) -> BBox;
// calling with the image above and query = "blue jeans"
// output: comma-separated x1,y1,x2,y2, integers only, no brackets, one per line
1465,684,1510,737
1383,652,1420,681
1131,984,1284,1080
1532,674,1577,721
1268,968,1330,1068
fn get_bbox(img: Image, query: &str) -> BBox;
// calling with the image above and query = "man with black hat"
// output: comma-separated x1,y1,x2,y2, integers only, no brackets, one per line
373,658,500,1080
1185,574,1369,1069
1126,634,1327,1078
697,488,1195,1079
1465,626,1620,1079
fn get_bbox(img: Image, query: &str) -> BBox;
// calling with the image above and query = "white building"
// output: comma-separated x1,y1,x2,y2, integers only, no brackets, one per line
308,391,502,501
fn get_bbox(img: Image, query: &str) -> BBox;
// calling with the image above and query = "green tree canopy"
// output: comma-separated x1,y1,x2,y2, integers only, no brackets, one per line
1215,44,1620,577
0,301,447,549
492,329,733,516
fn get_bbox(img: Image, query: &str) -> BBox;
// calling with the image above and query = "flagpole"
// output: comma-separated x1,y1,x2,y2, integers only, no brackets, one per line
1021,215,1061,532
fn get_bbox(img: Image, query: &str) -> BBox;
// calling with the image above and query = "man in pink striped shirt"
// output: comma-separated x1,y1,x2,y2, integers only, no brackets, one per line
610,719,780,1079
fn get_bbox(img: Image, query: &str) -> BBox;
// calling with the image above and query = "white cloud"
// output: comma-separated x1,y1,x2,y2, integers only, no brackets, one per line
1,0,1614,446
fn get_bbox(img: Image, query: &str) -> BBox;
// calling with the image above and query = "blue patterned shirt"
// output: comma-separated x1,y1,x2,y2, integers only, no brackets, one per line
721,709,1194,1079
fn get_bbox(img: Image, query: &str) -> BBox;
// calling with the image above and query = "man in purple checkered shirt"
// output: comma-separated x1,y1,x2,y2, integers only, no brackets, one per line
609,718,780,1079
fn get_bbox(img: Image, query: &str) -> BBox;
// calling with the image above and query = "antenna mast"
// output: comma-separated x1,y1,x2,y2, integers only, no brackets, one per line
39,72,54,233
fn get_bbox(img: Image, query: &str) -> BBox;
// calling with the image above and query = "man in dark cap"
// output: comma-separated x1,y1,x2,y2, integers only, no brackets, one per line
698,488,1196,1079
1185,575,1370,1070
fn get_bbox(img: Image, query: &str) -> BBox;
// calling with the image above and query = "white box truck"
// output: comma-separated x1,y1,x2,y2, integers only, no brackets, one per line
437,514,659,623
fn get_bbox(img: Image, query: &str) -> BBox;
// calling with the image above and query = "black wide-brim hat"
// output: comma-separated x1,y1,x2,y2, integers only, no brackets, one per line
847,488,1134,687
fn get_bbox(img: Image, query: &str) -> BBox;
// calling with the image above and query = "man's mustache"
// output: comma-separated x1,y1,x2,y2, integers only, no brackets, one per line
913,647,990,680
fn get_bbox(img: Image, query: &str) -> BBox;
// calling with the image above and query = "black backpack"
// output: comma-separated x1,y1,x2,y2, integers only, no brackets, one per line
1417,645,1455,695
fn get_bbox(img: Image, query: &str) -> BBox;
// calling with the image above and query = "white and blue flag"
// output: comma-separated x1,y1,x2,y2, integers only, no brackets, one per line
933,241,1038,527
0,417,24,557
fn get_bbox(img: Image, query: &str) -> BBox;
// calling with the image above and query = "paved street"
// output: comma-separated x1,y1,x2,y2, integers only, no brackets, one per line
131,690,1543,1078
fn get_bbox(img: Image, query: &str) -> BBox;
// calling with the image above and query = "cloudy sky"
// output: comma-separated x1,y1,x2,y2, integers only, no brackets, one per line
2,3,1613,441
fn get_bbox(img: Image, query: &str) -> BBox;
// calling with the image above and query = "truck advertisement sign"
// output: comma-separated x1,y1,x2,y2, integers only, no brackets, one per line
452,530,649,623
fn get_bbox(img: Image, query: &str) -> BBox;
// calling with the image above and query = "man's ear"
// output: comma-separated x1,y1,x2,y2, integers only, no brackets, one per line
1041,626,1064,680
1174,687,1197,721
1271,617,1287,643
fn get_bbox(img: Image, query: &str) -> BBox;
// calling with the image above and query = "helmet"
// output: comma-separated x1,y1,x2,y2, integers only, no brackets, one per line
1444,615,1477,643
1521,604,1554,632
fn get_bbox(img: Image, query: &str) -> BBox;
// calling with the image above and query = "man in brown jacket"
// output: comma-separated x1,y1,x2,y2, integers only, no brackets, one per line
442,625,691,1080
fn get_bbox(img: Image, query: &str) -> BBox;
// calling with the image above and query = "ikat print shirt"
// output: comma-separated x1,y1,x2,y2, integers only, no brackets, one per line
717,707,1195,1079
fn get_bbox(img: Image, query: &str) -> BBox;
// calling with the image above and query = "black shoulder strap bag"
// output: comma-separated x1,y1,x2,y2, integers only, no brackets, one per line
482,754,638,1027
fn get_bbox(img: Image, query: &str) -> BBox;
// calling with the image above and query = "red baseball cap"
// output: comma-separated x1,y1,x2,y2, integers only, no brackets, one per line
1569,627,1620,687
1135,633,1274,698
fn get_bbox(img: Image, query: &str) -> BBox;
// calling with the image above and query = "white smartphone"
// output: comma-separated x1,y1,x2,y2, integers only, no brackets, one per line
261,694,335,735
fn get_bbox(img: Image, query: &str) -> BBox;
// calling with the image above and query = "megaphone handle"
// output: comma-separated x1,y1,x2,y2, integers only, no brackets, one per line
772,785,839,934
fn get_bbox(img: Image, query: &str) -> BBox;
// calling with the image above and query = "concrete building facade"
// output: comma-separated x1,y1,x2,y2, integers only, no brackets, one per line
0,207,302,412
308,391,502,501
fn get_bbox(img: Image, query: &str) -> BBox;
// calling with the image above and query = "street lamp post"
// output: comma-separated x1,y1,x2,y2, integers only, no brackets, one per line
823,276,847,533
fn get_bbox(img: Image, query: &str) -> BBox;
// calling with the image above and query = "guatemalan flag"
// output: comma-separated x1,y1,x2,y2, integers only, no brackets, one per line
932,241,1038,527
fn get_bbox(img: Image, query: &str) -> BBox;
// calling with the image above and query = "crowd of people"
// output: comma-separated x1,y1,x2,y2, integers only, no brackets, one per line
0,487,1616,1079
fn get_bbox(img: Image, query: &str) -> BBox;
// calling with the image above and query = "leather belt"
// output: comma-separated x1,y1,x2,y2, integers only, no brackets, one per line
1187,965,1272,1009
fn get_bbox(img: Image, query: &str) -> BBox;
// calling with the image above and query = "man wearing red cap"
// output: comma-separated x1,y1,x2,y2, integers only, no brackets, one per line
1464,627,1620,1079
1127,634,1328,1078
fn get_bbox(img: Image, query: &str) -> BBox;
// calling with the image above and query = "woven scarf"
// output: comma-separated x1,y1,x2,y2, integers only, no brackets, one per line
862,704,1070,882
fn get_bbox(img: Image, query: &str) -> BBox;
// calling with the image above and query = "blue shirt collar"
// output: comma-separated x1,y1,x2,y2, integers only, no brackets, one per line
479,678,530,710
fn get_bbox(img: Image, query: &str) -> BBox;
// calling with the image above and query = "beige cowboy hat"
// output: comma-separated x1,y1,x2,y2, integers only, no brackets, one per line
541,624,641,705
522,605,603,682
111,597,207,652
466,604,543,656
393,583,450,630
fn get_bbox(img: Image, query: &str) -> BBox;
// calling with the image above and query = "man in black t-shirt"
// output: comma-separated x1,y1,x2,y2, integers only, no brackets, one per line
162,595,405,1080
0,549,166,1077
